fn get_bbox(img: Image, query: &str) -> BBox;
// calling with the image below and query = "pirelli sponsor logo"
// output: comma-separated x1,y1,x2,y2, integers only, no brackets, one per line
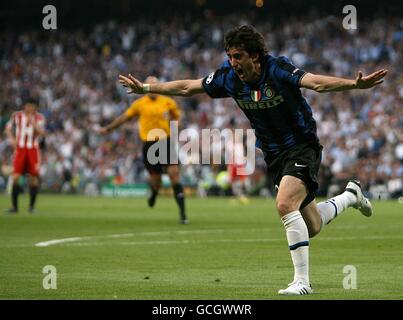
236,95,285,110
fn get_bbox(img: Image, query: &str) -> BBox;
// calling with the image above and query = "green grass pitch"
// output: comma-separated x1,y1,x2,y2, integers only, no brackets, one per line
0,194,402,300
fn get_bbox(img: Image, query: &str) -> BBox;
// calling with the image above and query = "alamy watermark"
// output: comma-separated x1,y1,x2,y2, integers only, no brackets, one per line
342,5,357,30
342,265,357,289
42,265,57,289
42,5,57,30
146,121,256,175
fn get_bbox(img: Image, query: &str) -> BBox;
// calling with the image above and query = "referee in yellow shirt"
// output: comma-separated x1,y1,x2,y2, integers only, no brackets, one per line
99,76,188,224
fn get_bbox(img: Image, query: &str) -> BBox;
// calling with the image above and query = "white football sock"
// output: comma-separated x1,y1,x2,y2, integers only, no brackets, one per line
317,191,357,228
281,211,310,284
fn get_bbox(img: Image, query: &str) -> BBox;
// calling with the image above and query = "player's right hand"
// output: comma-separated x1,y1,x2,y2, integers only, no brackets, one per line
119,74,144,94
96,127,109,135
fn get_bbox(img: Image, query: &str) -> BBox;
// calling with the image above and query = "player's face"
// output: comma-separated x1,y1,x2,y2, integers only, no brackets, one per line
24,103,36,114
226,47,260,83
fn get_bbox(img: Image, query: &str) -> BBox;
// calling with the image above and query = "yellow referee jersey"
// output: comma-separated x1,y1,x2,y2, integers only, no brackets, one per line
125,95,181,142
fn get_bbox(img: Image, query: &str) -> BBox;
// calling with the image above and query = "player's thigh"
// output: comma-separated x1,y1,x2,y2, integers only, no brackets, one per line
12,149,26,176
276,175,308,216
300,199,322,238
143,141,163,176
27,149,40,177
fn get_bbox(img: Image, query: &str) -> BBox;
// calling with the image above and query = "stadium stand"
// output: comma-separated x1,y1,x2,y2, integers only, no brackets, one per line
0,5,402,199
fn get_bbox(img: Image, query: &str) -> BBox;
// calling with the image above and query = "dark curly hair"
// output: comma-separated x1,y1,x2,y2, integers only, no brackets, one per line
224,25,268,64
24,97,39,106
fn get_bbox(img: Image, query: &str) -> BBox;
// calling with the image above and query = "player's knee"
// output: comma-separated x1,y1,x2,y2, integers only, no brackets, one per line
151,181,161,189
12,175,21,185
169,175,180,185
149,174,161,188
167,168,180,184
307,223,321,238
28,176,39,186
276,200,297,216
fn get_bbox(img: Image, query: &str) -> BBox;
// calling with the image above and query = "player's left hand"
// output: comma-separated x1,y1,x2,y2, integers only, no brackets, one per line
119,74,144,94
97,127,109,135
33,122,45,137
9,138,17,149
355,69,388,89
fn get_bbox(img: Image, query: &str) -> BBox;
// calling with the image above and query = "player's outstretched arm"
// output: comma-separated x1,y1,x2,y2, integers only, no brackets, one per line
97,114,130,135
300,69,388,92
119,74,205,97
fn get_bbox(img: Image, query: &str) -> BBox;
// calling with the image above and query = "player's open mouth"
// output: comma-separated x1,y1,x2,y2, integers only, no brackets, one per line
235,68,244,78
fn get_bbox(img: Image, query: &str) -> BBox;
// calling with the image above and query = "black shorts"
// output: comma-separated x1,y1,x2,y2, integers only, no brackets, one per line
142,138,178,174
265,142,323,209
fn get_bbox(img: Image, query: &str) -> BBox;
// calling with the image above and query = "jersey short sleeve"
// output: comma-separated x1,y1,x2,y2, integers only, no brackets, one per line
166,97,181,120
125,99,141,118
272,56,307,87
202,63,231,99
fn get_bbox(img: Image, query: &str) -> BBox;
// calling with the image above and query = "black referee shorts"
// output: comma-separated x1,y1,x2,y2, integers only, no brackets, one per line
142,138,177,174
265,142,323,209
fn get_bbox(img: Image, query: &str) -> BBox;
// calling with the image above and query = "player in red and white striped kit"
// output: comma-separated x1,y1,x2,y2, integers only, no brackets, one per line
5,99,46,213
226,131,250,204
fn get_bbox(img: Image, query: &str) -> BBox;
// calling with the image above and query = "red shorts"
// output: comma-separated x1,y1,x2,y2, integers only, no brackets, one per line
228,163,247,182
13,148,41,176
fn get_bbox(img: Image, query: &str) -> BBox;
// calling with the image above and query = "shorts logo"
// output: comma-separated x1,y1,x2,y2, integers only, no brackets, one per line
294,162,307,168
264,86,275,99
250,90,261,102
206,72,215,84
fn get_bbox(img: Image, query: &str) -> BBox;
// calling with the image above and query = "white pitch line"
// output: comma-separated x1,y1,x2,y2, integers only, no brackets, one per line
119,238,282,246
33,228,235,247
35,236,91,247
65,238,283,247
106,233,135,239
36,234,403,248
117,235,403,246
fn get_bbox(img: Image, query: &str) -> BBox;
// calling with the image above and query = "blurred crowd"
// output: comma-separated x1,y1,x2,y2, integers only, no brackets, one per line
0,11,402,198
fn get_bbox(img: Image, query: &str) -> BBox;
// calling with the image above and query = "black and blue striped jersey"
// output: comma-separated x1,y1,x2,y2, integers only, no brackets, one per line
202,55,319,161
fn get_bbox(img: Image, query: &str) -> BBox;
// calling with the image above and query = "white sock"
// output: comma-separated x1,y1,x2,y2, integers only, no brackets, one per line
317,191,357,228
281,211,310,284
